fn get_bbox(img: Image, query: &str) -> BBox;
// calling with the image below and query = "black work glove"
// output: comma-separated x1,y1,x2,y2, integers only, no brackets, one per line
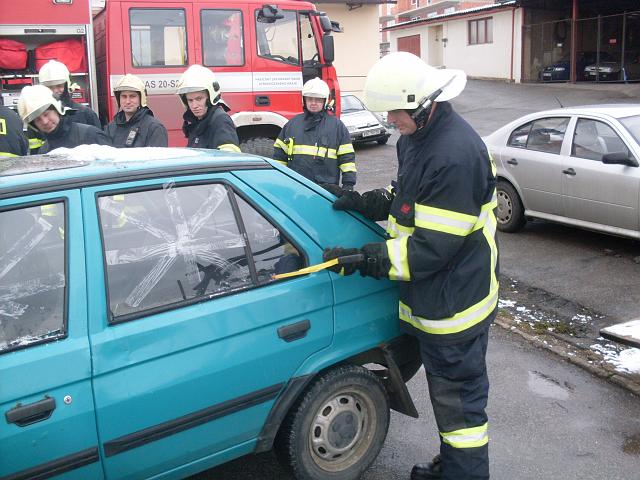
320,183,346,197
333,189,393,221
322,243,390,279
322,247,365,276
333,190,366,213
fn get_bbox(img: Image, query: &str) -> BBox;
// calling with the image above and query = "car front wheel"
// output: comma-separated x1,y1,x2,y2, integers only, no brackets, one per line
275,365,390,480
496,180,526,232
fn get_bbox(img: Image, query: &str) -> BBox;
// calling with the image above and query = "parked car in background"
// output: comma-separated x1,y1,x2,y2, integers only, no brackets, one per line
539,51,607,81
0,147,421,480
483,105,640,238
340,94,391,145
584,52,640,81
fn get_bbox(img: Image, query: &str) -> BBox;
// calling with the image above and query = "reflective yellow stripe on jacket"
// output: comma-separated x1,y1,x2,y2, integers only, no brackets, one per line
440,423,489,449
29,138,45,151
218,144,241,153
0,152,17,157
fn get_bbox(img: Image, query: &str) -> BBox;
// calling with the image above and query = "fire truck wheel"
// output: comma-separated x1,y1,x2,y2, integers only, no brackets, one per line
240,137,275,158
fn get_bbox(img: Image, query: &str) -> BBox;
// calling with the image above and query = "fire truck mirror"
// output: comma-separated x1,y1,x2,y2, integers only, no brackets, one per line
319,15,332,33
257,5,284,23
322,34,334,64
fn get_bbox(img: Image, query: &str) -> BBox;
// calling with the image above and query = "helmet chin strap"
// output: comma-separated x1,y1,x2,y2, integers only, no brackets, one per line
410,88,442,130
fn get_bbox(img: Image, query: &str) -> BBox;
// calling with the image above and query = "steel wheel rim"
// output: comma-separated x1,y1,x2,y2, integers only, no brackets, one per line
497,190,513,224
308,388,377,472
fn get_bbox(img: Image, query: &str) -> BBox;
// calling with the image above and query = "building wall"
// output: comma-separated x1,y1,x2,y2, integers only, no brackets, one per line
321,4,380,97
389,7,523,82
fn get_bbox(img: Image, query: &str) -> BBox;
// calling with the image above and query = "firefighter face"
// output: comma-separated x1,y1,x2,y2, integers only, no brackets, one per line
33,109,61,134
387,109,417,135
48,83,66,100
304,96,325,113
119,90,141,116
185,91,209,119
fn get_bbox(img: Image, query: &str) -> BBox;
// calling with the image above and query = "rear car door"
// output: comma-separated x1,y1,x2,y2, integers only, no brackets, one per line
82,172,333,479
562,116,640,232
499,116,570,216
0,192,102,479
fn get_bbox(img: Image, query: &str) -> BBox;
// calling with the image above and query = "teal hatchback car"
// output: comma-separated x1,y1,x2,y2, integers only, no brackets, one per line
0,147,420,480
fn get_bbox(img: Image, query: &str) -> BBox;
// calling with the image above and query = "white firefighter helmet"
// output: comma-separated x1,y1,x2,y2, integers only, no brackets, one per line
176,64,221,108
113,74,148,107
363,52,466,112
38,59,71,88
301,77,330,107
17,84,65,126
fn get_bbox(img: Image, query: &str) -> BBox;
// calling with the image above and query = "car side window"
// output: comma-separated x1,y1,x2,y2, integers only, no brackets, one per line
507,122,533,148
572,118,631,161
0,202,66,353
525,117,569,154
99,183,303,321
234,194,303,284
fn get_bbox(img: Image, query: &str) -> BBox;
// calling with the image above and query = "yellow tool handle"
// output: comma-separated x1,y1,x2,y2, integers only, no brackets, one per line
272,258,339,280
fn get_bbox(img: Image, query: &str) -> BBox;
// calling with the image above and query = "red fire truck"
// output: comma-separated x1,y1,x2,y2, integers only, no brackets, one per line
0,0,340,152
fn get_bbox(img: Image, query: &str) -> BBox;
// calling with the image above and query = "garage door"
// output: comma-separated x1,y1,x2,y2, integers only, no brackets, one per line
398,34,421,57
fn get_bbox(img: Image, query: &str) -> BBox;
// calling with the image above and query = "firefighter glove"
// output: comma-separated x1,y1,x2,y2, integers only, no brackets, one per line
360,243,390,279
322,247,365,276
321,183,346,197
332,190,366,213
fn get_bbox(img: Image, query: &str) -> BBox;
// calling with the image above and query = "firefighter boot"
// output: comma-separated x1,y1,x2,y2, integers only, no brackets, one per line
410,455,443,480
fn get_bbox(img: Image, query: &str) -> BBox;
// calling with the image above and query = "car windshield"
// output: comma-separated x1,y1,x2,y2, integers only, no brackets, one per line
341,95,365,113
619,115,640,145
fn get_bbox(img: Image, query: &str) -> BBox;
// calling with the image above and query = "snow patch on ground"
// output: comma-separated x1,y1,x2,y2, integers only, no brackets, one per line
591,343,640,374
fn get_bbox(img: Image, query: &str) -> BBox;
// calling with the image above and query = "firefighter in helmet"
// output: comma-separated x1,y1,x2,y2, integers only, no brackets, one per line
273,77,356,190
0,105,29,157
322,52,497,480
38,59,101,129
105,74,168,148
18,84,111,154
176,64,240,153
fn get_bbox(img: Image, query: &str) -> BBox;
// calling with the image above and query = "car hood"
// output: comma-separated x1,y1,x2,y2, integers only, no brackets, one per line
585,61,619,69
340,110,381,128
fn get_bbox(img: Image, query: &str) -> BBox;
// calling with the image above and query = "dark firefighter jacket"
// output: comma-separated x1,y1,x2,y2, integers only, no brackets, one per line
273,110,356,187
60,92,101,129
378,102,498,345
106,107,168,148
0,105,28,156
39,114,111,153
182,105,240,153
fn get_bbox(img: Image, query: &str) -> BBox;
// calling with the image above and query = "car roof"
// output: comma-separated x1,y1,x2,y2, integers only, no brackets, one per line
0,146,271,200
533,104,640,119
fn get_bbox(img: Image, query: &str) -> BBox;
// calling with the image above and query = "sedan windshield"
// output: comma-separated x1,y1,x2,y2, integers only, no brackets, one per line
619,115,640,145
341,95,365,113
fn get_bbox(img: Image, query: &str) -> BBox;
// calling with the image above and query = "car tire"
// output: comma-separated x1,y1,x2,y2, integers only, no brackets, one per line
497,180,526,233
239,137,275,158
376,137,389,145
275,364,390,480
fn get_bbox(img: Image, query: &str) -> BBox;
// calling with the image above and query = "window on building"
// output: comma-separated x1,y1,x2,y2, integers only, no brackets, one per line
130,9,187,67
468,17,493,45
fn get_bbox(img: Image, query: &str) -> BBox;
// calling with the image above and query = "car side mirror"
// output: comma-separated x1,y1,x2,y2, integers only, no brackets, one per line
602,151,639,167
322,34,334,64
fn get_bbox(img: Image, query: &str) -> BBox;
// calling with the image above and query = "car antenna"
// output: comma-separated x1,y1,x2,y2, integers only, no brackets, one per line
554,96,564,108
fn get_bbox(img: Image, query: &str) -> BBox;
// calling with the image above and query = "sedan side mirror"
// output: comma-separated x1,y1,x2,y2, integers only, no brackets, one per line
602,152,639,167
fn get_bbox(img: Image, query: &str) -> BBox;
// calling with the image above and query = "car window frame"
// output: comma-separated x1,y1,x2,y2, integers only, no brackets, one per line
0,198,69,354
96,179,308,326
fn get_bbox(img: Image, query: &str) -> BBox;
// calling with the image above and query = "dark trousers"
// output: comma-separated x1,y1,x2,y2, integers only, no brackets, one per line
420,328,490,480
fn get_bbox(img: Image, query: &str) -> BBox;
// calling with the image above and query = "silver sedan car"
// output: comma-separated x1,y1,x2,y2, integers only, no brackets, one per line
483,105,640,238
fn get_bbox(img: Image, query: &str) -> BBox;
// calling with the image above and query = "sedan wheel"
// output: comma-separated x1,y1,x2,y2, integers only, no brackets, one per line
496,181,526,232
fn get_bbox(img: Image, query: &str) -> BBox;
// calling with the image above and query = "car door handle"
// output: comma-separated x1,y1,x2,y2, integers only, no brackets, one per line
278,319,311,342
5,396,56,427
507,158,518,165
562,168,576,176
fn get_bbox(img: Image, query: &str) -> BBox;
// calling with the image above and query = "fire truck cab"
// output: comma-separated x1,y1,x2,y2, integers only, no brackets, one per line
94,0,340,151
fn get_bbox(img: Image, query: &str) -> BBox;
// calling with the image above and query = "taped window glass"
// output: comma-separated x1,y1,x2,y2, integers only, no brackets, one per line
0,202,66,352
234,194,303,283
99,183,252,319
